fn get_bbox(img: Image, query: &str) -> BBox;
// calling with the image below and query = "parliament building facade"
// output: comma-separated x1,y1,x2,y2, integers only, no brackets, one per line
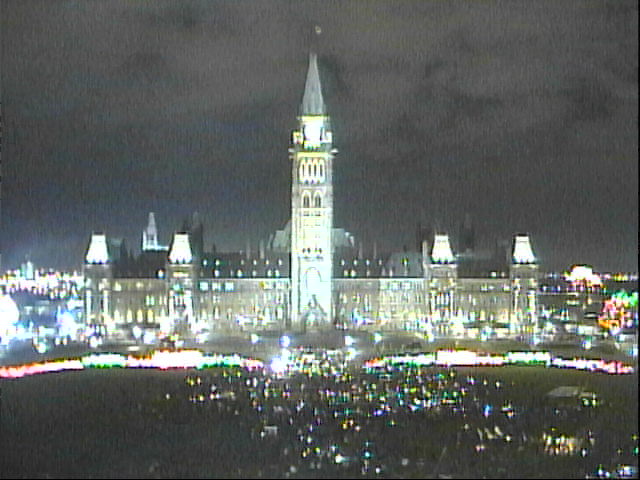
83,54,539,340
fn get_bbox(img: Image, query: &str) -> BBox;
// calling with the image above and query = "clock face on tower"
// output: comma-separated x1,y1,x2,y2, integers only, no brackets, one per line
304,121,322,146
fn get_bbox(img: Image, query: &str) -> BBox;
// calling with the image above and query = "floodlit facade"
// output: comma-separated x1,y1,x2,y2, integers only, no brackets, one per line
82,54,539,339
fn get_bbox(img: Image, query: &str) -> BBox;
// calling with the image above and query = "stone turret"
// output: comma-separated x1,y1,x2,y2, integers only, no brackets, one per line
83,233,113,336
166,233,198,336
510,234,539,338
425,233,457,336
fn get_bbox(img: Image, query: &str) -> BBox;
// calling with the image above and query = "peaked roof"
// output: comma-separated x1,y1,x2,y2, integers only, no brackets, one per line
431,234,456,264
86,233,109,264
169,233,193,264
147,212,157,231
300,53,326,115
512,234,536,264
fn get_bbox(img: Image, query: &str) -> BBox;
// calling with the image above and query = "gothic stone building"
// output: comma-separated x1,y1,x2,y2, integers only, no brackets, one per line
83,54,538,340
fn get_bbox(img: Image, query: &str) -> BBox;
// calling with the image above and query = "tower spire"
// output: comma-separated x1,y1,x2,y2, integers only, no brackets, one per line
142,212,159,251
300,53,326,116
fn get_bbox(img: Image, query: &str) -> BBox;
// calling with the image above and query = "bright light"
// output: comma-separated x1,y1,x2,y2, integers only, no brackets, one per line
303,118,324,147
373,332,382,344
335,453,347,464
143,330,156,344
195,330,209,343
270,356,288,375
0,294,20,327
250,333,260,345
88,335,102,349
565,265,602,287
82,353,127,368
599,290,638,333
0,294,20,345
149,350,204,369
436,350,478,366
132,325,142,340
0,352,265,378
280,335,291,348
344,335,355,347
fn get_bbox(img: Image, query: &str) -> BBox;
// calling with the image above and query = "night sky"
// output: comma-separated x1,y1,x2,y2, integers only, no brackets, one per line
1,0,637,272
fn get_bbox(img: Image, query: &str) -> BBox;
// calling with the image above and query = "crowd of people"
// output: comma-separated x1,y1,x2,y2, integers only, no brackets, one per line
1,349,637,478
147,352,637,478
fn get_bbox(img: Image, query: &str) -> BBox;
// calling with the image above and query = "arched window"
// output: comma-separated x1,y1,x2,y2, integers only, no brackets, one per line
319,161,324,178
314,194,322,208
303,193,310,208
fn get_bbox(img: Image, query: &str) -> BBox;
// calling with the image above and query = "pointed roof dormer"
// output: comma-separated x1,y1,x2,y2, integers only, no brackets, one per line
431,234,456,264
512,234,536,264
169,233,193,264
86,233,109,264
300,52,326,116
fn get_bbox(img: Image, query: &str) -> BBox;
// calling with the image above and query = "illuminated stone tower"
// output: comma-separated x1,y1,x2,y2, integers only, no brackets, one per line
510,234,539,337
83,233,113,335
290,53,336,331
167,232,197,336
425,234,458,336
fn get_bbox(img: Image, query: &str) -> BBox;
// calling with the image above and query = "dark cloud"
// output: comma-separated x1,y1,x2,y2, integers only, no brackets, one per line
1,0,637,272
